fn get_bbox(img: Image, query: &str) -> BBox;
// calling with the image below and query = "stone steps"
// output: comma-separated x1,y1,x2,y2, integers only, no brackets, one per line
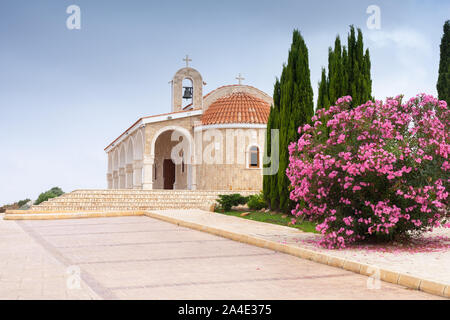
11,189,257,214
41,198,219,202
47,194,224,199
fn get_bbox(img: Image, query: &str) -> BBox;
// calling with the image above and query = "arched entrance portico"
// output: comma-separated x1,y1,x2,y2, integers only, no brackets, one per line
148,126,196,190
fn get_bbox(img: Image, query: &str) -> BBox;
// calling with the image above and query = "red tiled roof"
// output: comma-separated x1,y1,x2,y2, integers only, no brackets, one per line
201,92,270,125
182,84,270,110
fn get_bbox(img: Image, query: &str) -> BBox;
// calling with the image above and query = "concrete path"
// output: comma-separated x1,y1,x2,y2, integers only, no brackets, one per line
146,210,450,287
0,215,442,299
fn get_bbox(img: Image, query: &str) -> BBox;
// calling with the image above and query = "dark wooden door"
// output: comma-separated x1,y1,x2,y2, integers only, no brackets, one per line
163,159,175,190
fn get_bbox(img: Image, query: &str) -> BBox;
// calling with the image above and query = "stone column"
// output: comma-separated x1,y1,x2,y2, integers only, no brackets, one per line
118,168,126,189
113,171,119,189
133,160,143,189
173,164,179,190
142,156,155,190
107,173,113,189
125,164,134,189
190,164,197,190
191,164,197,190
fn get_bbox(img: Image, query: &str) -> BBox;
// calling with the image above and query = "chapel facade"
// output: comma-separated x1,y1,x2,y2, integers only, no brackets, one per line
104,59,273,191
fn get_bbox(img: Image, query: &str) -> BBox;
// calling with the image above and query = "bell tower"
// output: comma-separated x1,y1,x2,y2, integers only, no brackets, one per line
171,55,203,112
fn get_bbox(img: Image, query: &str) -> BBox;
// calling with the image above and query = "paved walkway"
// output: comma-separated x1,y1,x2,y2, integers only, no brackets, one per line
0,215,442,299
148,210,450,286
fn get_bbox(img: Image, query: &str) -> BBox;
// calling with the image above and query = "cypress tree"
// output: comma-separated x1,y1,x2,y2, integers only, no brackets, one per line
346,26,372,107
317,26,372,110
263,30,314,212
269,102,280,210
263,78,281,208
262,107,272,202
317,67,329,111
342,46,349,96
437,20,450,104
266,29,314,212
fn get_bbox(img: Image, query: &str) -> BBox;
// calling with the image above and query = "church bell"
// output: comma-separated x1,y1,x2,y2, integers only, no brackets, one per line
182,87,193,99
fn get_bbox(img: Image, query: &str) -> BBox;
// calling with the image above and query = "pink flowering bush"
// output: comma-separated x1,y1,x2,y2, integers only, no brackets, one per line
287,94,449,249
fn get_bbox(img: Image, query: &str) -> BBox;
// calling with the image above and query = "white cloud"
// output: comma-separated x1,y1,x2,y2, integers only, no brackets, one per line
366,28,438,100
367,28,433,56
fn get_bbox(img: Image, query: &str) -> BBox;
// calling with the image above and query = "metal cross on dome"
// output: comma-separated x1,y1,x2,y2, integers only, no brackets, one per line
236,73,245,85
183,55,192,67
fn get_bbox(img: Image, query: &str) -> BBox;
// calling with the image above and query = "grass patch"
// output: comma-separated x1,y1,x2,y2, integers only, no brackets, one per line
215,209,318,233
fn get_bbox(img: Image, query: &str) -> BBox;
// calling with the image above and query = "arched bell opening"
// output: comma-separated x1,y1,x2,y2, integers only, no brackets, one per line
182,78,193,109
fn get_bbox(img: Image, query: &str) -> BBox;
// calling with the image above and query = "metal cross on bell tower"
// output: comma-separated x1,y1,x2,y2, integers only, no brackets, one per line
236,73,245,85
183,54,192,67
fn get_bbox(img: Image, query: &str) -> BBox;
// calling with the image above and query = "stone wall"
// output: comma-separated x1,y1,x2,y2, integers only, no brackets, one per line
194,127,266,191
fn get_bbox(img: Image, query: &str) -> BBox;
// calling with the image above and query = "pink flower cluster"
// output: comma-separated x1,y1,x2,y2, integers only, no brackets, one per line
287,94,450,249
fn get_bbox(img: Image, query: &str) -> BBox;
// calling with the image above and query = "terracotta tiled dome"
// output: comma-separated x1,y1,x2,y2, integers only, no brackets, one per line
201,92,271,125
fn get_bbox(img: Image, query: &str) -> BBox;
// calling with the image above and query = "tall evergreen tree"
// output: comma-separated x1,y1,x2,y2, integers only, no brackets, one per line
317,67,329,111
263,30,314,212
317,26,372,110
263,78,280,207
437,20,450,104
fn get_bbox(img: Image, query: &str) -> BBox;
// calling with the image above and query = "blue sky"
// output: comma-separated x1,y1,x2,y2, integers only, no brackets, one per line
0,0,448,204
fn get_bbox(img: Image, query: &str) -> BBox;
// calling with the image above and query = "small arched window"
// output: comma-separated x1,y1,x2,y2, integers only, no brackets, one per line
249,146,259,168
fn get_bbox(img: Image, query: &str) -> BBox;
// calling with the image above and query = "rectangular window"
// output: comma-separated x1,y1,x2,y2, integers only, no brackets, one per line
250,146,259,168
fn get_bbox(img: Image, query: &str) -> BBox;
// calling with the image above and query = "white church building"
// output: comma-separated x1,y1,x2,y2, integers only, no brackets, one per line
105,58,273,191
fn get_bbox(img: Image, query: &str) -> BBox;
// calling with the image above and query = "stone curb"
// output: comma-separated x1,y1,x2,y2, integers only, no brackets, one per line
5,209,142,215
144,210,449,299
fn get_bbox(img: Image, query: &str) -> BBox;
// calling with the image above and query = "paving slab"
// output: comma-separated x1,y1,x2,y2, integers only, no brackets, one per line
146,209,450,298
0,214,99,300
0,215,442,299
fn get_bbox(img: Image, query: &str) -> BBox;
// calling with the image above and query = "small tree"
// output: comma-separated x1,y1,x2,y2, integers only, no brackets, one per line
49,187,64,197
17,199,31,207
34,187,65,205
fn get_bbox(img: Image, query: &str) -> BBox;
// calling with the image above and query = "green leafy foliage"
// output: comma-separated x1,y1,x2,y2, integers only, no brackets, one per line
216,194,249,211
247,193,266,210
34,187,65,205
17,199,31,207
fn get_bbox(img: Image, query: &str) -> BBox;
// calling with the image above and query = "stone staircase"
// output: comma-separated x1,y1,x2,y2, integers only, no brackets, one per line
18,189,258,213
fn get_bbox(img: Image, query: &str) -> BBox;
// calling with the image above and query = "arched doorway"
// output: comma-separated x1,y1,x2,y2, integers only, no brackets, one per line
151,127,194,190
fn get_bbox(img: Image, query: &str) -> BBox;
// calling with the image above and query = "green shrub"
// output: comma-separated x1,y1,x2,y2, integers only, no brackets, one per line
17,199,31,207
216,194,249,211
247,193,266,210
34,187,65,205
49,187,64,197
